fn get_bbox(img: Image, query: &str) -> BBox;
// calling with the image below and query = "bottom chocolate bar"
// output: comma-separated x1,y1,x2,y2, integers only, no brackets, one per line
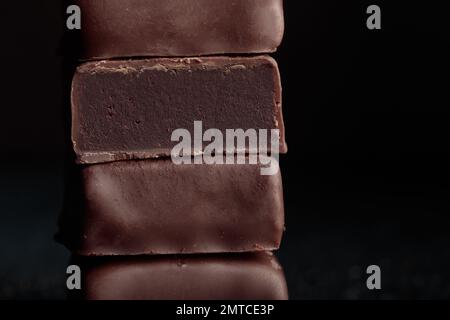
70,252,288,300
57,158,284,255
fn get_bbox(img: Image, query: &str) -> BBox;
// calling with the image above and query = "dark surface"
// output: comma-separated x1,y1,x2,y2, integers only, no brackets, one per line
0,1,449,299
1,158,450,299
75,0,284,59
0,163,68,299
72,57,285,164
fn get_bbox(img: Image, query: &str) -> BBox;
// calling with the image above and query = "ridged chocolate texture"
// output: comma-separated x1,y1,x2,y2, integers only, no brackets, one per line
71,56,286,164
58,158,284,255
73,253,288,300
75,0,284,59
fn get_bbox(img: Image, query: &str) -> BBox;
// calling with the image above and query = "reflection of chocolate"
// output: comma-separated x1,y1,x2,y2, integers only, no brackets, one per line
72,56,286,164
57,158,285,256
71,252,288,300
75,0,284,59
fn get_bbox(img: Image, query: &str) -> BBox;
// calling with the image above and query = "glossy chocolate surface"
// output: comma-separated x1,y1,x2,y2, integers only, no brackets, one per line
76,0,284,59
58,158,284,255
71,253,288,300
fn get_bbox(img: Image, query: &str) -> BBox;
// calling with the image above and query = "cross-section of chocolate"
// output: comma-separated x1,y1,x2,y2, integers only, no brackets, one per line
71,56,286,164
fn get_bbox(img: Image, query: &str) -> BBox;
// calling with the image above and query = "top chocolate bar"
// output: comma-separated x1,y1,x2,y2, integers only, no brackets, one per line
75,0,284,59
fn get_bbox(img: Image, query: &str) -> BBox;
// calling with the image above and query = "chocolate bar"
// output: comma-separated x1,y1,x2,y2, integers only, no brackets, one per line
71,253,288,300
75,0,284,59
57,158,284,255
72,56,286,164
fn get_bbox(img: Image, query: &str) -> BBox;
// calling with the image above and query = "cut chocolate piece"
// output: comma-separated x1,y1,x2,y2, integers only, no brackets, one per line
75,0,284,59
57,158,284,256
71,253,288,300
72,56,286,164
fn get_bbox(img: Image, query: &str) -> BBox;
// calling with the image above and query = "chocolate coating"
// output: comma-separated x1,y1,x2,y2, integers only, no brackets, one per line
71,56,286,164
72,253,288,300
57,158,285,255
75,0,284,59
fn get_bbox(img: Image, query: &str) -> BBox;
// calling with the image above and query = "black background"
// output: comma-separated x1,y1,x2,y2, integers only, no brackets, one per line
0,1,449,299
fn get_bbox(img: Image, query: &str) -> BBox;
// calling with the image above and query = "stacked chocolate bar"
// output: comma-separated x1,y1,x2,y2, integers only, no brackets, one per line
58,0,288,300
